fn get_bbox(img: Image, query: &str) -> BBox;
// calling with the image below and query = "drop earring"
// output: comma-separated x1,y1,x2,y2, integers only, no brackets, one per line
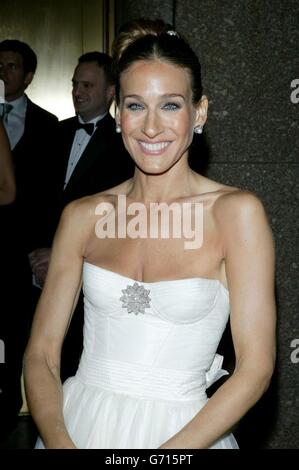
115,124,121,133
194,124,203,134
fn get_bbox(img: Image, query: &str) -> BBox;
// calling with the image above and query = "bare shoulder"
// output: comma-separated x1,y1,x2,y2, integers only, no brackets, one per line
212,189,274,252
71,179,135,223
61,190,122,225
59,196,96,230
56,196,106,248
213,189,268,224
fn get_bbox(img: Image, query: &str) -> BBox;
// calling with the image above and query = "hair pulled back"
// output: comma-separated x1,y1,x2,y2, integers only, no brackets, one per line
112,18,203,105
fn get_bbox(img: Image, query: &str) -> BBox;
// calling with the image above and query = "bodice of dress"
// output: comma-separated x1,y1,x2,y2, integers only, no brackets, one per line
76,261,230,403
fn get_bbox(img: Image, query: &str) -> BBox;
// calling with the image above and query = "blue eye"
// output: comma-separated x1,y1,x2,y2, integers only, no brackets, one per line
126,103,144,111
163,102,181,110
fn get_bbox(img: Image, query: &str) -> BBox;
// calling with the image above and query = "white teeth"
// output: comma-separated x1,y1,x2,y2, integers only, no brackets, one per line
139,141,170,151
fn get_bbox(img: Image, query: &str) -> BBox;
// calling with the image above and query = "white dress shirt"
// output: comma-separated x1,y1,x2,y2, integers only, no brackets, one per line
3,94,27,150
64,112,107,189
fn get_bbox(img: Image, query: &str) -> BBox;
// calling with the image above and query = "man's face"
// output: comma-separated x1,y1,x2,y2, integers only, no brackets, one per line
72,61,114,121
0,51,33,101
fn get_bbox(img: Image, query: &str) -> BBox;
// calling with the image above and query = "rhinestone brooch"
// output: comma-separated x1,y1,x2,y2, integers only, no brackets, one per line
120,282,151,315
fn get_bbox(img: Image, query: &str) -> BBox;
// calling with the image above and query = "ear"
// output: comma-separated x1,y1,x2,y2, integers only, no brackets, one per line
24,71,34,88
194,95,208,126
106,84,115,104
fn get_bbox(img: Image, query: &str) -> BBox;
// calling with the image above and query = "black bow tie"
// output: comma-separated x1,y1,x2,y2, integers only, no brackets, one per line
75,120,100,136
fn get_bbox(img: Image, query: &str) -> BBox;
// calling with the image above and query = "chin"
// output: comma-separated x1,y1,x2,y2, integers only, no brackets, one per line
135,161,176,176
75,106,85,113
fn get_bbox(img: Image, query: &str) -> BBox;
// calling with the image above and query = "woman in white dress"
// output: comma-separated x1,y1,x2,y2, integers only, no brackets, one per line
24,19,276,449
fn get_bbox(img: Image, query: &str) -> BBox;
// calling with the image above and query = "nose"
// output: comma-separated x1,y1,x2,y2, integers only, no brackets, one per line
0,66,7,80
73,86,79,97
142,109,163,138
73,83,84,98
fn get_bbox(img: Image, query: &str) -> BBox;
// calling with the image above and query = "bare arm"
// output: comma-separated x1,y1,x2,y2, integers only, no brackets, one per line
23,200,90,449
0,122,15,204
160,191,276,448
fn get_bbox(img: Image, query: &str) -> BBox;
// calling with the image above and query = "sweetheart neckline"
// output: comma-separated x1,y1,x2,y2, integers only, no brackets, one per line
83,261,229,294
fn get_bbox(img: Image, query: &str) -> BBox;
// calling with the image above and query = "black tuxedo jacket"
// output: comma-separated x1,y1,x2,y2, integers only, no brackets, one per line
9,96,59,253
55,112,134,216
0,98,58,421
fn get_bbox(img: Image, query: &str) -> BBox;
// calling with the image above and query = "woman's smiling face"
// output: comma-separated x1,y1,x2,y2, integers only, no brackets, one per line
117,59,203,175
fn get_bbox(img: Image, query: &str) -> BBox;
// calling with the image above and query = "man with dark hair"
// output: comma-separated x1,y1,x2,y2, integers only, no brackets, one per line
29,51,134,382
0,39,37,76
0,39,58,441
0,39,58,248
78,51,115,85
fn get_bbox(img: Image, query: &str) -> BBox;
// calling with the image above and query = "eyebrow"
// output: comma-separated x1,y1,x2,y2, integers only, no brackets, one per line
0,61,18,66
123,93,186,101
71,79,91,85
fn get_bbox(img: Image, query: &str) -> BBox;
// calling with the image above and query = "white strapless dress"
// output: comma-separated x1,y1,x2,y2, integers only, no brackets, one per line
36,261,238,449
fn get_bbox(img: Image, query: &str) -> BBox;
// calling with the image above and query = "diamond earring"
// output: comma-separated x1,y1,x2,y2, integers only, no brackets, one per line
194,125,203,134
166,30,179,37
115,124,121,133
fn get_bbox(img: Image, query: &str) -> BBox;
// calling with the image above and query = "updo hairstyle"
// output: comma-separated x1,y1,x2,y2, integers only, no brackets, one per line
112,18,203,105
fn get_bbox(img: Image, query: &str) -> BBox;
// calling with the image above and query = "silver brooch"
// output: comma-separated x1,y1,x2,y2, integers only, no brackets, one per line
120,282,151,315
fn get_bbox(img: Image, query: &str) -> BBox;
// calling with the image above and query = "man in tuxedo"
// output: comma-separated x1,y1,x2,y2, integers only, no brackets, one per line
29,52,134,382
0,40,59,250
60,51,134,205
0,39,58,441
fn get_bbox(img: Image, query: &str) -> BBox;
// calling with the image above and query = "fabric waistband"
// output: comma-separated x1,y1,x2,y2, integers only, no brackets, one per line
76,354,208,402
